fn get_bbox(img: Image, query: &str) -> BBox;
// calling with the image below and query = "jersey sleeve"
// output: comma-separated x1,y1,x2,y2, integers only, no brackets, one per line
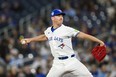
44,30,47,37
67,27,80,37
44,28,49,37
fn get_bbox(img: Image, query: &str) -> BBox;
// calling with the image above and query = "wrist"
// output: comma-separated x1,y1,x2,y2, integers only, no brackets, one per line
29,38,32,42
100,41,104,46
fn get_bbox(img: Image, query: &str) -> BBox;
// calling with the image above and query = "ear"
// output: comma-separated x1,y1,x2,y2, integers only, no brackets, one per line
51,17,54,21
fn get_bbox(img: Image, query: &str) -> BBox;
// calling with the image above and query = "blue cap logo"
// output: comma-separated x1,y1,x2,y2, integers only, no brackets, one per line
51,9,65,17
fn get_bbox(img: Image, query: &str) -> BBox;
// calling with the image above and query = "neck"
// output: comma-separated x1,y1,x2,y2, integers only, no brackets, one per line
52,24,62,29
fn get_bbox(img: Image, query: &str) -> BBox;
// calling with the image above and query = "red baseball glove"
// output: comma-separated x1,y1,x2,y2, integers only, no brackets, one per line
91,45,106,62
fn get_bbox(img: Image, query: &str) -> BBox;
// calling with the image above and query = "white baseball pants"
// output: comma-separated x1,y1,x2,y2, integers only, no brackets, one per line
46,57,93,77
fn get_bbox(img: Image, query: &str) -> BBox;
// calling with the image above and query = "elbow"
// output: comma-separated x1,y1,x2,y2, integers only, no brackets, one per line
77,32,86,39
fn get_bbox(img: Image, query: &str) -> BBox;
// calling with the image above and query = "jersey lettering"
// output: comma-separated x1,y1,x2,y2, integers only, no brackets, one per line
48,36,63,42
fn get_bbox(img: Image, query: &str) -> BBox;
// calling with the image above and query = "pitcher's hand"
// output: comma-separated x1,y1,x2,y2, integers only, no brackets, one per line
99,42,105,46
20,38,31,44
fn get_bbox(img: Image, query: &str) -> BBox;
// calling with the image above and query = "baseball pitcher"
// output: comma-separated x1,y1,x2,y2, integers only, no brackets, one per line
20,9,105,77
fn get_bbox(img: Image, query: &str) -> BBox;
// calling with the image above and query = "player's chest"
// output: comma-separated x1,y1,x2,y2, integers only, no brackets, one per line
47,31,68,43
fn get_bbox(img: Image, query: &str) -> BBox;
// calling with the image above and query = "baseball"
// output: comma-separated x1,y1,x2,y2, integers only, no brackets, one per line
21,40,26,44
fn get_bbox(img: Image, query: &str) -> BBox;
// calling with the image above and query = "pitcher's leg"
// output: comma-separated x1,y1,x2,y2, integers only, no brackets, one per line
71,60,93,77
66,59,93,77
46,66,64,77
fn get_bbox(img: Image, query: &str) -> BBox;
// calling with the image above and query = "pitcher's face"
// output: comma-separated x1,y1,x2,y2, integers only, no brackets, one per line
51,15,63,26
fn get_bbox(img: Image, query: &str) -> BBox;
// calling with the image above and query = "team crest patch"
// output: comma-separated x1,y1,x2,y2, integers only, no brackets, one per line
58,43,65,49
74,29,78,32
48,32,50,34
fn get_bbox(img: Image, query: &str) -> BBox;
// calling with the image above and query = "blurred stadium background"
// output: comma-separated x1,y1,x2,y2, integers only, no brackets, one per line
0,0,116,77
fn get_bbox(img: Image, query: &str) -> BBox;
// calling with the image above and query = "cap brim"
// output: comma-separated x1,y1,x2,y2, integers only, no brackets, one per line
57,13,65,16
51,13,65,17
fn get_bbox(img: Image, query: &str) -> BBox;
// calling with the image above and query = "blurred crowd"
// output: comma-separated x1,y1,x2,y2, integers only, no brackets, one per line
0,0,116,77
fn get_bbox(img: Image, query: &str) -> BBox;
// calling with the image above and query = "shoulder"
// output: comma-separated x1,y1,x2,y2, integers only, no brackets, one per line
45,26,51,32
62,24,79,31
61,24,72,30
44,26,52,36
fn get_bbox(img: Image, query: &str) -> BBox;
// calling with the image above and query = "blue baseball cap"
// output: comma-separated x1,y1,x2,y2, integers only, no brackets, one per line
51,9,65,17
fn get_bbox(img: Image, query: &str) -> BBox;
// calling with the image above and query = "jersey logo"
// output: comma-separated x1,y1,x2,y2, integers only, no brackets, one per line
58,43,65,49
48,32,50,34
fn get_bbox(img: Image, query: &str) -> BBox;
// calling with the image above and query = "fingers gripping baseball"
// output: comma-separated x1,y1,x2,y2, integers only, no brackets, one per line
20,39,30,44
19,35,31,44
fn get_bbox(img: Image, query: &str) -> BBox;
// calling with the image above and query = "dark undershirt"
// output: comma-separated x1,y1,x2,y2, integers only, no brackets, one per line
51,26,56,32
